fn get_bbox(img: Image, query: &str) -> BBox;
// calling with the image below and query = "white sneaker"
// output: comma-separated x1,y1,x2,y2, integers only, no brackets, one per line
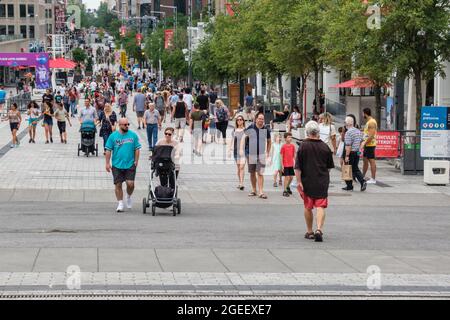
126,195,132,209
367,178,377,184
116,202,124,212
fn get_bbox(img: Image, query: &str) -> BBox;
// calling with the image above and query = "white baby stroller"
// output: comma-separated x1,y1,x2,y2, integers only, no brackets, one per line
142,145,181,216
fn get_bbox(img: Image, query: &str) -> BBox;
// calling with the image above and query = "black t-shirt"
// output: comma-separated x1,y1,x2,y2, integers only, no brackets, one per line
174,101,187,119
42,93,54,105
276,111,289,122
55,95,63,104
295,139,335,198
197,94,209,110
209,92,217,104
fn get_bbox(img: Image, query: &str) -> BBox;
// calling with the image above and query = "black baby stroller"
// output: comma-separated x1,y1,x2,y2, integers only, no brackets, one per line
77,120,98,157
143,145,181,216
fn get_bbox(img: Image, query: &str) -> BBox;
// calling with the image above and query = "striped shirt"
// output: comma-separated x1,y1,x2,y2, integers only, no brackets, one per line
344,127,363,151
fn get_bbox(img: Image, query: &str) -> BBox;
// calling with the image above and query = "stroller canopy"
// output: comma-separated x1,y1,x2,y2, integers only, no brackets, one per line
80,120,96,132
152,145,174,162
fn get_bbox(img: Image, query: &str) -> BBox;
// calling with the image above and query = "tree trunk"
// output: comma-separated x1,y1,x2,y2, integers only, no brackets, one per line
298,75,307,112
314,66,320,114
267,75,272,105
373,84,382,126
414,69,423,134
277,73,284,107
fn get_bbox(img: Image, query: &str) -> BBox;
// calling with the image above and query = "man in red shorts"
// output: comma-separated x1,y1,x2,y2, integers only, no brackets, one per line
295,121,335,242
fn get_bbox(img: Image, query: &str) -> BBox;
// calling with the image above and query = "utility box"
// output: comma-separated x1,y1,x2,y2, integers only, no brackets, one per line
424,160,450,185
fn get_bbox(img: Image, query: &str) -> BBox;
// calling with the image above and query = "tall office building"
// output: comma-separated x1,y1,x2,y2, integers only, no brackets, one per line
0,0,56,86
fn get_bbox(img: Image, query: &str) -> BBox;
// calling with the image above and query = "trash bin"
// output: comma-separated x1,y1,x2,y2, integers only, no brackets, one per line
400,135,424,175
424,160,450,185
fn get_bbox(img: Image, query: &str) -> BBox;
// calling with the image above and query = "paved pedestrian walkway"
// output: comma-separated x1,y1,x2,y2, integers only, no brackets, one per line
0,95,449,297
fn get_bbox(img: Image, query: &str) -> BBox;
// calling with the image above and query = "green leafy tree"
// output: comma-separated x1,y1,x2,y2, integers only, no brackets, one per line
72,47,87,64
382,0,450,131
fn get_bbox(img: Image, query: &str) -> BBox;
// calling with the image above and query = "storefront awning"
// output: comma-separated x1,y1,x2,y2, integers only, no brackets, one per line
49,58,77,69
331,77,378,88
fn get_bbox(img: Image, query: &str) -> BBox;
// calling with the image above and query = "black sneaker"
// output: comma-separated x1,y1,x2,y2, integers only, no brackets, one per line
314,230,323,242
361,181,367,192
283,191,290,197
29,138,32,143
287,187,293,195
50,137,53,143
342,187,353,191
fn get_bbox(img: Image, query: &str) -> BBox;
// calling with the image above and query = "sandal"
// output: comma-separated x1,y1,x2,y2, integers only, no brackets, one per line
314,230,323,242
248,192,257,197
258,194,268,199
304,232,315,240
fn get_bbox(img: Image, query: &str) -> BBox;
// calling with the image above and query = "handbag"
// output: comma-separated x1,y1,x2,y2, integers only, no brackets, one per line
341,163,353,181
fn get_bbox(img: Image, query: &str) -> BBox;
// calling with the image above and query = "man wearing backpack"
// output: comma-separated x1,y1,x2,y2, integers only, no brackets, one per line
214,99,230,144
245,91,255,111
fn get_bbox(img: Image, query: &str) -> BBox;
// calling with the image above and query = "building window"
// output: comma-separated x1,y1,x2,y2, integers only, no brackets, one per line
20,25,27,38
47,24,53,34
0,5,6,18
7,4,14,18
28,5,35,18
0,26,6,36
48,9,52,19
29,26,35,39
8,26,14,35
20,4,26,18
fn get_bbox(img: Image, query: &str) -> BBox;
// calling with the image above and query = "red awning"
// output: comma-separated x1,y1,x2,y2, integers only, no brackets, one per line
49,58,77,69
331,77,377,88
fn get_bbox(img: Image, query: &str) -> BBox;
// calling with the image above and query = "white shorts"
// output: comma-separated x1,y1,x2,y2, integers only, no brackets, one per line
174,118,186,129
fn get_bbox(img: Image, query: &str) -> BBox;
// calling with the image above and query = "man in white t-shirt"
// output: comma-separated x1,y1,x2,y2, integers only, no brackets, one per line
183,88,193,111
90,80,97,92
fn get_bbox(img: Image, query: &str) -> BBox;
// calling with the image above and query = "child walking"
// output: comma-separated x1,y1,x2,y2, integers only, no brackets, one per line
280,132,296,197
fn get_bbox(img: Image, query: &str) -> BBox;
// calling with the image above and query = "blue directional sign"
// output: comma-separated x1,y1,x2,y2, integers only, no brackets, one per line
421,107,450,158
420,107,449,130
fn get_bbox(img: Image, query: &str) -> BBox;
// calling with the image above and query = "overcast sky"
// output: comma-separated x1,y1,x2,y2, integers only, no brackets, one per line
83,0,101,10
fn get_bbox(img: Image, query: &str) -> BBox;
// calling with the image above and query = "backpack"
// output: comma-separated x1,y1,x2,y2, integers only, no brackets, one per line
217,108,227,122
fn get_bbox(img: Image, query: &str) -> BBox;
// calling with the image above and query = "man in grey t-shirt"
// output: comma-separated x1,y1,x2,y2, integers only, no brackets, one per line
79,98,98,124
133,88,146,129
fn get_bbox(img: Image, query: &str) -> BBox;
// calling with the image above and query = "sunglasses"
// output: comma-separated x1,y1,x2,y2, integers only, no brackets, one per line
121,124,130,126
237,118,244,121
165,133,172,136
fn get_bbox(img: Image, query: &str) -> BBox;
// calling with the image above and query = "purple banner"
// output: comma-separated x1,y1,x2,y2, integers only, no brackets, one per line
0,53,50,89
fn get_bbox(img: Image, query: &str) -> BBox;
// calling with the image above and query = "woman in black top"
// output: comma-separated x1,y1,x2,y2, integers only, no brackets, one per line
98,103,117,154
42,102,54,143
172,94,188,142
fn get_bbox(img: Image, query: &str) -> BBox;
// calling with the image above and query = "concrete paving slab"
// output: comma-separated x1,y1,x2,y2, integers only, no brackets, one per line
383,250,450,274
213,249,292,273
0,189,13,202
98,249,162,272
84,190,117,203
10,189,50,202
270,249,357,273
48,190,84,202
156,249,227,272
0,248,39,272
189,191,231,204
33,248,98,272
328,250,423,274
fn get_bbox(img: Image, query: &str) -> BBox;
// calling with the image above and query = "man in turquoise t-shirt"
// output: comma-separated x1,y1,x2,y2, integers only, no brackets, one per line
105,118,141,212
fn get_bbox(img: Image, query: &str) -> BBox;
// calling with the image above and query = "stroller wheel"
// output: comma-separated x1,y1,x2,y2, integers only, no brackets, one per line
96,144,98,157
177,199,181,215
151,204,156,216
172,205,176,216
142,198,147,214
77,143,80,156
